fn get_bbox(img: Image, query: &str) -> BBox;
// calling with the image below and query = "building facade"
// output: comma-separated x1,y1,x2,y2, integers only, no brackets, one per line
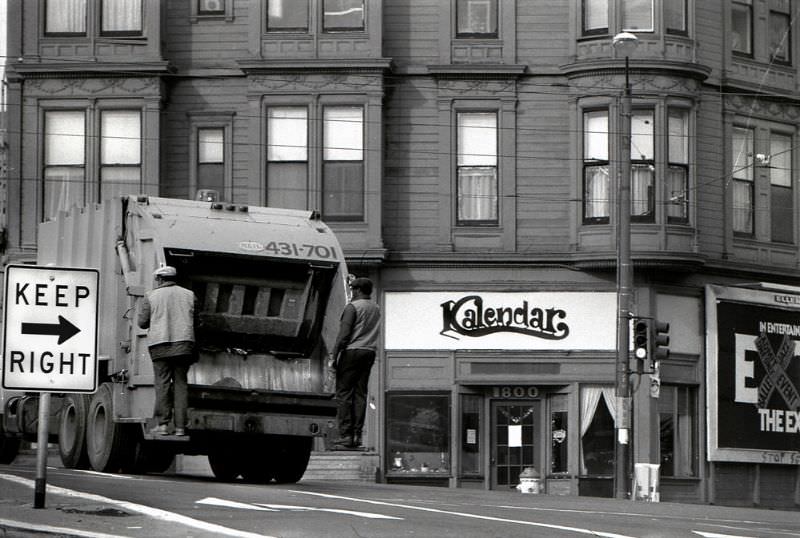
4,0,800,508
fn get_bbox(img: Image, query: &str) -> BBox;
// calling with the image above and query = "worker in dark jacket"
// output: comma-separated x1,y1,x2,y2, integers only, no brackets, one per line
138,265,199,436
331,277,381,449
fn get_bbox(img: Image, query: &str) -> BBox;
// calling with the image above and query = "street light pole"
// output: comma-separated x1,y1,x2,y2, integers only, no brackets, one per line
612,31,638,500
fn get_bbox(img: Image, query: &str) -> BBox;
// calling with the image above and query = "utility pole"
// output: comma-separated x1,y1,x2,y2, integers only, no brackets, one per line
612,31,638,500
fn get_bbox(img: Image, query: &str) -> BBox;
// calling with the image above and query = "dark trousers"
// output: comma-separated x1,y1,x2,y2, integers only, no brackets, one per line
152,355,193,428
334,349,375,439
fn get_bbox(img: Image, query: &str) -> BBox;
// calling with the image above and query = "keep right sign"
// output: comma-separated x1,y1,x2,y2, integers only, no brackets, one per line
2,265,99,393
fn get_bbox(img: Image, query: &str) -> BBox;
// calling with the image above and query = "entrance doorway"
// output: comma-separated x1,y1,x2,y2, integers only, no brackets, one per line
490,400,540,489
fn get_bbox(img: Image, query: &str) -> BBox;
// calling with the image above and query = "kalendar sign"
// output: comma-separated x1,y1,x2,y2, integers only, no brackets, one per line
706,285,800,465
2,265,99,393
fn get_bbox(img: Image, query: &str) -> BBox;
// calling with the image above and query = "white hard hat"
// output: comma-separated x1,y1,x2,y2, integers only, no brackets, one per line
153,265,177,278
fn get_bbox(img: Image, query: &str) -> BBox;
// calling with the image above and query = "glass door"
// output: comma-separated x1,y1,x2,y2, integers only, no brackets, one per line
490,400,540,489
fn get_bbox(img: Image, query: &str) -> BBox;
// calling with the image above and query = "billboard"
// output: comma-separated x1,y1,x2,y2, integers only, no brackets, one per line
706,285,800,464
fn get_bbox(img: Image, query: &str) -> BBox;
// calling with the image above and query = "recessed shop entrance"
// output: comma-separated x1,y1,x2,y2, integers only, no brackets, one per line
490,400,541,490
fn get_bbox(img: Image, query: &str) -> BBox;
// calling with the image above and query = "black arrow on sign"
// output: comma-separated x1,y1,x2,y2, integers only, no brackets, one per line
21,315,81,344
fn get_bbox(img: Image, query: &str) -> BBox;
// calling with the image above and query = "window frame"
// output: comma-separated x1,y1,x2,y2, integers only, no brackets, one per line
43,109,87,220
455,0,499,39
322,0,365,33
385,391,452,477
266,0,310,32
658,384,699,478
768,6,792,65
197,0,226,16
582,109,611,224
266,105,310,210
667,107,690,224
630,109,656,223
732,125,755,236
665,0,688,36
456,110,499,226
731,0,754,57
98,108,142,203
99,0,143,37
769,130,794,244
322,105,365,222
44,0,88,36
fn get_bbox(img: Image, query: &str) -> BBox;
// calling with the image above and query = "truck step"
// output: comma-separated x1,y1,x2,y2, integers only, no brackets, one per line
301,451,379,482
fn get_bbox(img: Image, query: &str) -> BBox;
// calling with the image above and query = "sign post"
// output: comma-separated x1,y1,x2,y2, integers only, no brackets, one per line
2,265,99,508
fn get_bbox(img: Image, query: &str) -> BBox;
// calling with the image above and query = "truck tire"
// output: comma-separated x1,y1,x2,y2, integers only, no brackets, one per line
58,394,91,469
208,446,242,481
86,383,133,473
272,436,312,484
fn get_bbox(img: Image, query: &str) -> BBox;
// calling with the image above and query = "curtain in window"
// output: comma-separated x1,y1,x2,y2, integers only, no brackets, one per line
46,0,87,33
630,164,653,217
102,0,142,33
44,111,85,220
100,110,141,202
584,165,609,219
458,112,497,222
323,107,363,220
733,180,753,233
456,0,498,35
458,167,497,222
771,133,793,242
732,1,752,54
769,11,790,62
579,385,617,474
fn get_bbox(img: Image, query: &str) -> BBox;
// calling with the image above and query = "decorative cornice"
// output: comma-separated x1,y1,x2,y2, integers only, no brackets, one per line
426,64,527,78
10,60,173,77
560,59,711,82
238,58,392,74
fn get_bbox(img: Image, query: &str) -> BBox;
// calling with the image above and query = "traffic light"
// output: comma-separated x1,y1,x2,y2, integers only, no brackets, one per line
652,320,670,362
632,318,650,372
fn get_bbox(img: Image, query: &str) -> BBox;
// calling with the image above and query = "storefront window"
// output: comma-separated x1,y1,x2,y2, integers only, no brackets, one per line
387,393,450,475
460,394,482,476
580,386,616,475
659,384,698,477
550,394,568,474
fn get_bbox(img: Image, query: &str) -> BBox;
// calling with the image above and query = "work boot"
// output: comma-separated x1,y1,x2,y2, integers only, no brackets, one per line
174,428,186,436
332,436,353,449
150,424,169,435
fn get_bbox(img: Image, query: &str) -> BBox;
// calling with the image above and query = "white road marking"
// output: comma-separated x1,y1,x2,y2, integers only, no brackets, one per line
0,473,274,538
0,518,126,538
692,531,756,538
197,497,278,511
255,503,403,520
291,490,635,537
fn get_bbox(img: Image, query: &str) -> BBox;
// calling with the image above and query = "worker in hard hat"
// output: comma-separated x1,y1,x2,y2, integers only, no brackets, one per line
138,265,199,436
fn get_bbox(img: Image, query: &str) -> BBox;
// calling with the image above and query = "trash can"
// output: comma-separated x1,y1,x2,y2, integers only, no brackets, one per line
633,463,660,502
516,466,543,494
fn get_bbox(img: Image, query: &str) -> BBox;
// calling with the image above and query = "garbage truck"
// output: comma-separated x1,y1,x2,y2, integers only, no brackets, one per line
0,195,347,482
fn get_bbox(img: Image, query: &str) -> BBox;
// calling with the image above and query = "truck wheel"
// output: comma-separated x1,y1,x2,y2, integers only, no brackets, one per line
86,383,132,473
58,394,91,469
208,446,242,481
0,434,20,464
272,436,312,484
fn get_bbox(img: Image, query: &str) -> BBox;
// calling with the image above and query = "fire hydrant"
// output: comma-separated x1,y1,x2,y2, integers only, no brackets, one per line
516,466,542,494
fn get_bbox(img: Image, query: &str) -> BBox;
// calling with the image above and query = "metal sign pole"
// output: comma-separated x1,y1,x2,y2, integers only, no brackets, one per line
33,392,50,509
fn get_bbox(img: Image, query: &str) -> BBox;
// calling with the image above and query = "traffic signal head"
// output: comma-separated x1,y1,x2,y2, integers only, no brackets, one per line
633,318,650,364
653,320,670,361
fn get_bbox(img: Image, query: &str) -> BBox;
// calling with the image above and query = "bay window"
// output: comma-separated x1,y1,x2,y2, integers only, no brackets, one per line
582,0,608,35
770,132,793,243
769,5,791,63
622,0,653,32
665,0,687,35
44,111,86,220
667,108,689,223
323,106,364,221
732,126,755,235
583,110,610,223
457,112,498,225
732,0,753,55
583,0,668,36
267,107,309,210
631,110,655,221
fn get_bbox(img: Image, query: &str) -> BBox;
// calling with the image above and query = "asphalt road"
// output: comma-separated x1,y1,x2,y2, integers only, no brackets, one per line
1,458,799,538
